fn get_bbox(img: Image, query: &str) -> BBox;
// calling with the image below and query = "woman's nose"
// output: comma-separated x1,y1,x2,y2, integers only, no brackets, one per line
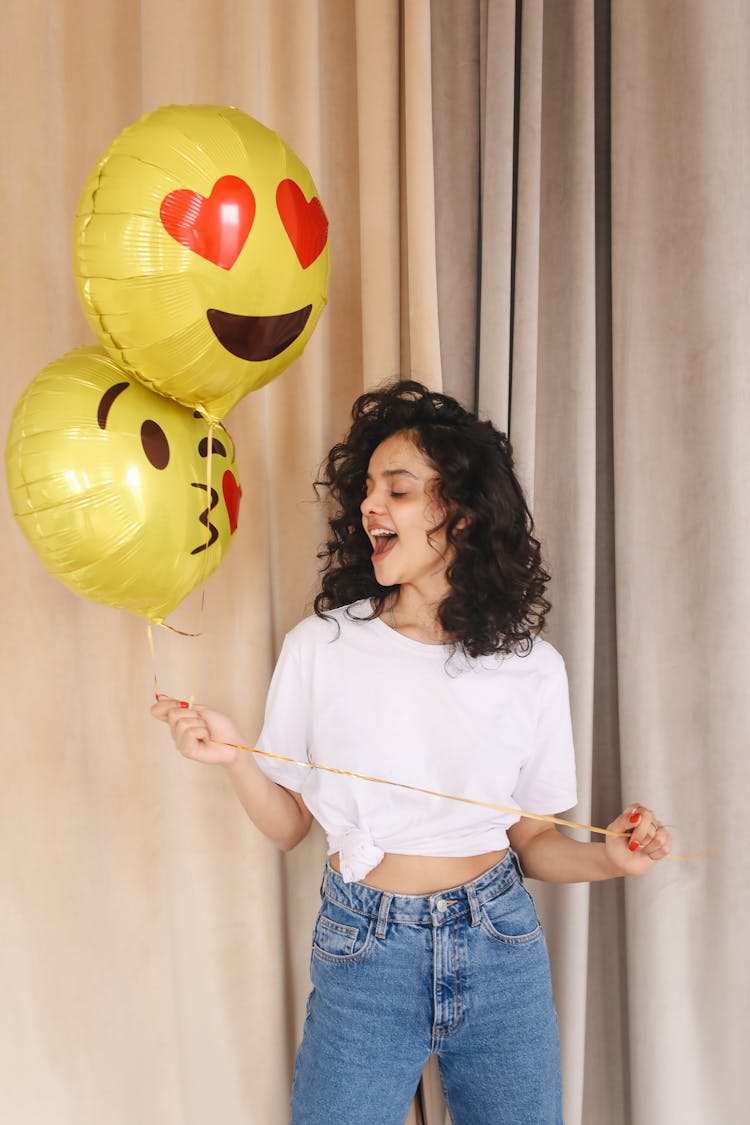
361,489,384,515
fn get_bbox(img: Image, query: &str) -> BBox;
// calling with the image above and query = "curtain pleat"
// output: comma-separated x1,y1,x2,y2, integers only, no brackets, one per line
429,0,481,410
610,3,750,1121
401,1,443,388
432,3,600,1121
355,0,402,386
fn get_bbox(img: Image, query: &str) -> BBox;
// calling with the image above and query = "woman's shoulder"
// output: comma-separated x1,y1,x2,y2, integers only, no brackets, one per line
527,634,565,668
490,633,566,682
283,599,374,650
519,635,569,691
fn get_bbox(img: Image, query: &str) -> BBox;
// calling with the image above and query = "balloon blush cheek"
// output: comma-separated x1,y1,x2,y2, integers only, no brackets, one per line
222,470,242,534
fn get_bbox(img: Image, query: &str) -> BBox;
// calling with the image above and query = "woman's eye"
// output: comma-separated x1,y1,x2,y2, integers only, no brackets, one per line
390,491,407,499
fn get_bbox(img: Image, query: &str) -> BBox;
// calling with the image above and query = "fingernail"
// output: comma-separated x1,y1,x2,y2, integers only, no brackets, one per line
629,812,641,825
179,700,189,708
628,839,640,852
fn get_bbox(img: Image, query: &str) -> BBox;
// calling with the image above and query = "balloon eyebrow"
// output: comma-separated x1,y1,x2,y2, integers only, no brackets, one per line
97,382,130,429
198,435,227,458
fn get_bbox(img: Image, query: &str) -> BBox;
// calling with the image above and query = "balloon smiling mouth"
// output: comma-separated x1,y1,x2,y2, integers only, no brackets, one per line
206,305,313,362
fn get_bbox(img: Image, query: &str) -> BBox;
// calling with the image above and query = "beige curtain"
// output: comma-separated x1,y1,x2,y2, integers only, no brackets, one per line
431,1,748,1123
1,2,746,1123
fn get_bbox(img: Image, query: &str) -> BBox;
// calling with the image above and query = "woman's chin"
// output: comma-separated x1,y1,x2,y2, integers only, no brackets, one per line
372,561,398,587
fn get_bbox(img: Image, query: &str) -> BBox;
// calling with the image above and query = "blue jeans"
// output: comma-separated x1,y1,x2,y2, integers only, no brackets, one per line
290,852,563,1124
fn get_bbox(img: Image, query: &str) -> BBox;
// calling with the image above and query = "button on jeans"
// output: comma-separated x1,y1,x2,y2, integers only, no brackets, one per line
290,852,563,1124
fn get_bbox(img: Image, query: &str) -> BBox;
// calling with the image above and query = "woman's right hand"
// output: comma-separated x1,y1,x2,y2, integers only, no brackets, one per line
150,694,243,768
151,696,313,852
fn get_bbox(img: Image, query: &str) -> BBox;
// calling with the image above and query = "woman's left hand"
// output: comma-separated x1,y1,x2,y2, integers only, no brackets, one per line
604,805,672,876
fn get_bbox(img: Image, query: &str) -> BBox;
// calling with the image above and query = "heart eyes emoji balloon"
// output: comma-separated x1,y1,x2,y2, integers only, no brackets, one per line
5,347,242,622
73,105,329,421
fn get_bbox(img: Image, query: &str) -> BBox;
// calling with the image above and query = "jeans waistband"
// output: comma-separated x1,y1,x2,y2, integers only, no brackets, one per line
322,851,522,927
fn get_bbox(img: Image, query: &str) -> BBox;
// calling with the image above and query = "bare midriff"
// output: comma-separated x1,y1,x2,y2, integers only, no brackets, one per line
329,849,508,895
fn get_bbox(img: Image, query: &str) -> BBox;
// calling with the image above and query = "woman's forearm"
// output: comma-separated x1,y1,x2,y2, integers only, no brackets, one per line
224,752,312,851
512,826,619,883
510,802,672,882
151,696,313,852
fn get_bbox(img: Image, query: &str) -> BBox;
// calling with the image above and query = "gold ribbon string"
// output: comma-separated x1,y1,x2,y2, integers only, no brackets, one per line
225,741,703,861
158,622,204,638
187,424,215,706
146,424,214,702
146,621,158,702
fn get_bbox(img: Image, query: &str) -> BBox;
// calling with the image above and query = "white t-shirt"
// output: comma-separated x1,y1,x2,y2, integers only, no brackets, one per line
255,600,578,882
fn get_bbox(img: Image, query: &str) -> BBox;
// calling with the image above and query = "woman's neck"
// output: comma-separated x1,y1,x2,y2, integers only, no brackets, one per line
384,586,450,645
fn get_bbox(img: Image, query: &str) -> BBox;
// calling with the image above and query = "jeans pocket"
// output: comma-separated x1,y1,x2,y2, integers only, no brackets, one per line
312,896,376,964
479,878,543,945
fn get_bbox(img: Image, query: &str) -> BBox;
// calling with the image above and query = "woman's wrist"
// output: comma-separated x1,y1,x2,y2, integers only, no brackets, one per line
222,745,252,775
597,841,626,879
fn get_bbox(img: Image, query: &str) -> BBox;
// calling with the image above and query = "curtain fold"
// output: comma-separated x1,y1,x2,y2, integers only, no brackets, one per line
402,0,443,387
610,2,750,1120
355,0,402,385
434,5,599,1120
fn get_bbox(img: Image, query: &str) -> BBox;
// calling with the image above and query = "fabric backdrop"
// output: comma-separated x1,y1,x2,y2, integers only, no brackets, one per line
1,2,746,1123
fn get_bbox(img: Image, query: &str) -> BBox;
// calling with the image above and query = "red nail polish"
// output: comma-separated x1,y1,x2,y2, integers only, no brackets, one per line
179,700,189,708
629,812,641,824
628,839,640,852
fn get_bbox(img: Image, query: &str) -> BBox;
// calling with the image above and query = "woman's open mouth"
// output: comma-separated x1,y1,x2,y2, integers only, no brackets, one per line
371,529,398,559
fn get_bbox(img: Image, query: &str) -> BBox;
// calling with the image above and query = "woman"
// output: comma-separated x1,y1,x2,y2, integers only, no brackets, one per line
152,381,671,1124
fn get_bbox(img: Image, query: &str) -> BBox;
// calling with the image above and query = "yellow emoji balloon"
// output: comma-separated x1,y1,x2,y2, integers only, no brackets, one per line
5,348,242,622
73,104,329,421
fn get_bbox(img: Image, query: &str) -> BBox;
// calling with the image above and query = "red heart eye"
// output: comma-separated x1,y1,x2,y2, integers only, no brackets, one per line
276,179,328,268
160,176,256,269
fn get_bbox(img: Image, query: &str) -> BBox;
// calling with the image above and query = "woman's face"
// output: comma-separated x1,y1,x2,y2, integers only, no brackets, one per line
360,431,450,592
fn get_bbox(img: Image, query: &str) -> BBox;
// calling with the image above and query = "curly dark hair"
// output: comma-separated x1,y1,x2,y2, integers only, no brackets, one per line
314,380,550,657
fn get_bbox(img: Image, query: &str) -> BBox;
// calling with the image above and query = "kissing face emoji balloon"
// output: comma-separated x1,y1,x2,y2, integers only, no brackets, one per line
5,348,242,622
73,105,329,421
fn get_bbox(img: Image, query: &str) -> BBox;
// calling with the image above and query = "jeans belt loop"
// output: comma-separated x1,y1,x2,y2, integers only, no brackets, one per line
375,891,393,938
510,849,525,882
466,881,481,927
